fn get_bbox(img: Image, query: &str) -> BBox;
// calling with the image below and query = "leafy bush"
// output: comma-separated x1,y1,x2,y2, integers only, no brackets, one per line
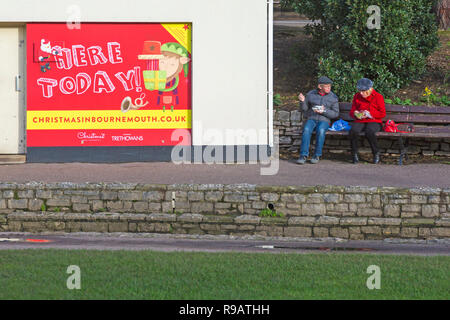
273,93,282,106
384,97,415,106
282,0,439,102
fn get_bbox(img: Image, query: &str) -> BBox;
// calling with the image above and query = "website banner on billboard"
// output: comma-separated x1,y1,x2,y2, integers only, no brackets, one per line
27,23,192,147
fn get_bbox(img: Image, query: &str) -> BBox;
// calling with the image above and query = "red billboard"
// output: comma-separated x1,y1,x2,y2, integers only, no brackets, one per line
26,23,192,147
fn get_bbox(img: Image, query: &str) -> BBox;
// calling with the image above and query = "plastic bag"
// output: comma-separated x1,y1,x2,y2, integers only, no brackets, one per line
329,119,351,131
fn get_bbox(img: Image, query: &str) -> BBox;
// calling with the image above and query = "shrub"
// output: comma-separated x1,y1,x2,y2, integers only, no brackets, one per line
282,0,439,101
273,93,282,106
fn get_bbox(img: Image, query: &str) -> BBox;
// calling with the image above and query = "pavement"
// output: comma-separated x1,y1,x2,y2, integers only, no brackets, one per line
0,232,449,255
273,19,319,27
0,160,449,188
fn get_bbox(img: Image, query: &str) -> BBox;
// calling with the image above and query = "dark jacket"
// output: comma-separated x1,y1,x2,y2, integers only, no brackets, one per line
300,89,340,124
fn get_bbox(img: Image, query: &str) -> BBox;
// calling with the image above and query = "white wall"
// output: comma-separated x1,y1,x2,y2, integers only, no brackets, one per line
0,0,270,146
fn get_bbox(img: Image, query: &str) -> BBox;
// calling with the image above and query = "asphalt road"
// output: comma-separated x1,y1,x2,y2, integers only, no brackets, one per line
0,160,449,188
0,233,449,255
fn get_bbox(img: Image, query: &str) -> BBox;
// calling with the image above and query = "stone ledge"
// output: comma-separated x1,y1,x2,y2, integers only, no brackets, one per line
235,215,261,224
178,213,203,223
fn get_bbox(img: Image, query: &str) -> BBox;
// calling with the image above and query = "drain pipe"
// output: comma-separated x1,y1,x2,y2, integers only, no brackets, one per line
268,0,274,148
172,191,176,213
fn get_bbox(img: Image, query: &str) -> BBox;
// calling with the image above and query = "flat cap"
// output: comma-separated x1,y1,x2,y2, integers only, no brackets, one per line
356,78,374,91
318,76,333,85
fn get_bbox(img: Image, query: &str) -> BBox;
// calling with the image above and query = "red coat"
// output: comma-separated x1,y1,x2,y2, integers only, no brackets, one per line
349,89,386,123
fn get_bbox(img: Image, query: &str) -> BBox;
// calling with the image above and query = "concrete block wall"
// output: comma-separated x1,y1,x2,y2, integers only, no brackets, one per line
0,182,449,239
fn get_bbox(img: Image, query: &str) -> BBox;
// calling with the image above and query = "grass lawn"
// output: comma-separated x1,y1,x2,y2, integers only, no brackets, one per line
0,249,448,300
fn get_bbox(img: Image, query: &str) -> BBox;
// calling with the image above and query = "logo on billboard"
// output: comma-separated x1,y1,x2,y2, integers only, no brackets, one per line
77,132,106,144
111,134,144,142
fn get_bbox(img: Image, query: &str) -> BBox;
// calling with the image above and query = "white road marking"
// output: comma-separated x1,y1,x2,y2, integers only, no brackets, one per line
257,245,275,249
0,238,21,242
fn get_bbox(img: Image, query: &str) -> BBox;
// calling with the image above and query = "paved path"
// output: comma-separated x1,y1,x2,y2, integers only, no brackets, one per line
274,19,319,27
0,160,449,188
0,233,448,255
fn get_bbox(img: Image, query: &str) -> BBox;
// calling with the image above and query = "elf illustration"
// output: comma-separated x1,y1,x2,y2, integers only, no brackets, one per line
138,41,190,112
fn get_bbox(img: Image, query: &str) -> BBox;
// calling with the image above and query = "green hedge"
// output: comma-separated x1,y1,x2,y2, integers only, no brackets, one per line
282,0,439,101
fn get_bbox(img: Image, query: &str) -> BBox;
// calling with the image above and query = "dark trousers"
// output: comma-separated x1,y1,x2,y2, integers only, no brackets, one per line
349,122,382,155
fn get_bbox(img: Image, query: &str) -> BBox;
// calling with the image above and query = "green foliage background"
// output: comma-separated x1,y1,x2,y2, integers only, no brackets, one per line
282,0,439,101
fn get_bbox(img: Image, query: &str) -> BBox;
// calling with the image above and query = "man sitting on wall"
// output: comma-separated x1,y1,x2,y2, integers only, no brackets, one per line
296,76,339,164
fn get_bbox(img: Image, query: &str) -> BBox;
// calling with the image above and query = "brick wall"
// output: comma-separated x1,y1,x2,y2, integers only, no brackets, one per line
1,182,449,239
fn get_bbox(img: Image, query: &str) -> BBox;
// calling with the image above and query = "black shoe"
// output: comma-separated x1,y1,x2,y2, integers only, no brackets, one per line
352,153,359,164
373,152,380,164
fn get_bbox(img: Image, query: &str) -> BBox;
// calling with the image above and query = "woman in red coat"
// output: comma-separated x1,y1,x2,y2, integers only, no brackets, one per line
349,78,386,164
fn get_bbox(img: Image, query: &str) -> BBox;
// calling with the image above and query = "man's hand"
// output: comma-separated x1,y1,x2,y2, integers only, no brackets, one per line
298,93,305,102
315,108,325,114
313,105,325,114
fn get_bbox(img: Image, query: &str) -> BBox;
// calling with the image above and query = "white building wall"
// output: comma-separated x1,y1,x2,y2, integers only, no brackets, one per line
0,0,270,146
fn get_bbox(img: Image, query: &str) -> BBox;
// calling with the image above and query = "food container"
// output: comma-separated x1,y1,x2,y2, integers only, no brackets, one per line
312,105,324,112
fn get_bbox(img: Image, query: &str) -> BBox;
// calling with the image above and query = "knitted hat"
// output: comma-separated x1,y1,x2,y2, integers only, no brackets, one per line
161,42,190,78
357,78,374,91
318,76,333,85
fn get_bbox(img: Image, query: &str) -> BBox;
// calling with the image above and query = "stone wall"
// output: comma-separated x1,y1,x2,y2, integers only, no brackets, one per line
274,110,450,157
1,182,449,239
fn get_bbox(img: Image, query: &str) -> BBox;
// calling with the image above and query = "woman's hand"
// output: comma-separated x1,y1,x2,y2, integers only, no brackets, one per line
298,93,305,102
354,110,367,119
363,110,373,119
